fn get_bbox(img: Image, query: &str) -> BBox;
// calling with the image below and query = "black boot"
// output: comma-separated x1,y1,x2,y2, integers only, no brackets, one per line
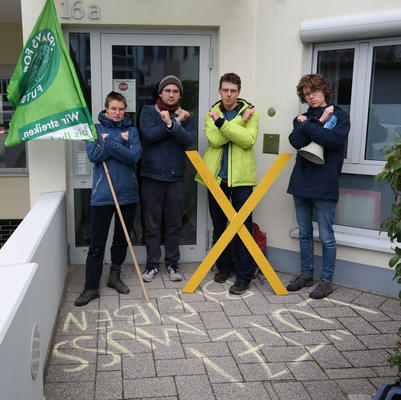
75,289,99,307
107,270,129,294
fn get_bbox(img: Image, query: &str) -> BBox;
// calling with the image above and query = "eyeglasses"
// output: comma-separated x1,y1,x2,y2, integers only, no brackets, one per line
303,90,320,98
163,88,180,95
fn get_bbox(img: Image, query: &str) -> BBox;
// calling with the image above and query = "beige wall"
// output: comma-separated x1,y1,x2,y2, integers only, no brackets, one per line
0,23,22,65
20,0,399,267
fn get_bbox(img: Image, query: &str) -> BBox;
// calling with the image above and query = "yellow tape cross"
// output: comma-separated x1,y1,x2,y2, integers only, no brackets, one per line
182,151,292,295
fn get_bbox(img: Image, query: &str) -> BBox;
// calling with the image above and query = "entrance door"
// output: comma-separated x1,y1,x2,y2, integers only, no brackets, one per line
68,31,212,265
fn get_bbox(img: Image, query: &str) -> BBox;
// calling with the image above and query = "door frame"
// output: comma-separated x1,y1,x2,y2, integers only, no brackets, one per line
65,27,217,265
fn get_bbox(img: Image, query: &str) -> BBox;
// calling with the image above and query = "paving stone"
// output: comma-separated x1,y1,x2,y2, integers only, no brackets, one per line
203,356,242,383
152,337,185,359
307,344,352,368
358,334,401,349
107,337,152,355
271,381,312,400
45,363,96,382
105,318,135,334
124,377,176,398
335,378,376,396
157,296,185,313
179,290,206,303
55,321,99,337
177,323,210,343
99,295,120,310
372,365,399,377
146,288,180,298
263,381,281,400
372,321,401,334
322,330,367,351
242,291,275,314
156,358,205,376
353,293,387,309
269,311,305,332
287,361,328,380
228,315,271,328
228,340,266,363
369,377,399,390
303,380,347,400
44,382,95,400
219,299,252,315
325,367,377,379
314,307,358,318
379,298,401,315
342,349,390,368
48,347,97,366
97,354,121,371
51,334,98,349
262,345,312,362
175,375,215,400
183,342,231,358
338,317,381,335
354,307,392,322
183,301,223,312
161,312,203,325
299,317,343,331
213,382,271,400
266,292,305,304
329,287,363,303
122,352,155,378
238,362,292,381
248,325,287,346
95,371,122,399
200,311,232,329
209,328,253,342
282,330,330,346
135,325,179,339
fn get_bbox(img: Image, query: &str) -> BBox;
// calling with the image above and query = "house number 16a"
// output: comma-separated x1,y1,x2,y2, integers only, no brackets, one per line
60,0,101,20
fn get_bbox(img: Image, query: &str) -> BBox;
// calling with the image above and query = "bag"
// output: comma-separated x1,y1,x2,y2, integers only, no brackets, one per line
373,384,401,400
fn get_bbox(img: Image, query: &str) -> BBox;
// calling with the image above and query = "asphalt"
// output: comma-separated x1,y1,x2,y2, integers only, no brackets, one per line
44,263,401,400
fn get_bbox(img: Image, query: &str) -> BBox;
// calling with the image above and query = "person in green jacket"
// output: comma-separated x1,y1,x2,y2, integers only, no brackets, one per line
196,72,259,294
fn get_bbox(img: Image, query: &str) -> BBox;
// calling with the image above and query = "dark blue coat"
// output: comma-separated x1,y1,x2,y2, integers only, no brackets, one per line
139,105,196,182
87,111,142,206
287,104,350,201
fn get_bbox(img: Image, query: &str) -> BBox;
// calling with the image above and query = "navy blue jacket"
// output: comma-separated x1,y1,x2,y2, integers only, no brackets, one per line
287,104,350,201
139,105,196,182
87,111,142,206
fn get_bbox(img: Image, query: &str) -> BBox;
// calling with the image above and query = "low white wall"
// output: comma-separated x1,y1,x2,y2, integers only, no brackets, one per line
0,191,68,400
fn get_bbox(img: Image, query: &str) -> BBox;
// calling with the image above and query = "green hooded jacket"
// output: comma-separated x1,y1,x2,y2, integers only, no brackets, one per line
195,98,259,187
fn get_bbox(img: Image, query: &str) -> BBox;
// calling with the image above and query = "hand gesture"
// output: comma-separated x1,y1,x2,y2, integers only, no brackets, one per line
177,109,190,122
208,110,220,122
319,105,334,123
101,133,109,142
297,115,307,123
242,108,255,122
121,131,129,141
160,110,172,127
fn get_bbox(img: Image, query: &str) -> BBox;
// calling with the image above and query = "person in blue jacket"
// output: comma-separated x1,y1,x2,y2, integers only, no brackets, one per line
286,74,350,299
75,91,142,307
139,75,196,282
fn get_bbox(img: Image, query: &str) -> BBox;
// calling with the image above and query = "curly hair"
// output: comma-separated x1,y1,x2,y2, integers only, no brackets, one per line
104,91,127,109
296,74,332,104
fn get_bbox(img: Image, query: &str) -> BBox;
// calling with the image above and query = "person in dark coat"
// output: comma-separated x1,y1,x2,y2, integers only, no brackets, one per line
139,75,196,282
75,91,142,306
286,74,350,299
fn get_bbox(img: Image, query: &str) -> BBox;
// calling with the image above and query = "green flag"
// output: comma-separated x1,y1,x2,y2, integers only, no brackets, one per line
6,0,97,147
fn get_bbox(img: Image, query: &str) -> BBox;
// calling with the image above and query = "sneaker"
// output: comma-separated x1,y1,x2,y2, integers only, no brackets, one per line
214,270,230,283
229,280,250,295
286,274,314,292
74,289,99,307
310,280,333,299
166,265,183,281
142,265,159,282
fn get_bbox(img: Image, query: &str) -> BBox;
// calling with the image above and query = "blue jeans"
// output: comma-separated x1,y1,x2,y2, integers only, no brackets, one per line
293,196,337,282
208,183,254,284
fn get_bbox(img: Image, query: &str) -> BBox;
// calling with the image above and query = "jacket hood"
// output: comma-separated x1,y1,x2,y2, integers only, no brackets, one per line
98,110,133,129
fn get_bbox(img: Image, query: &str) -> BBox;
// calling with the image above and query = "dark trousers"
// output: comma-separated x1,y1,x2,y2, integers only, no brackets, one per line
208,182,254,283
85,203,136,290
141,178,184,267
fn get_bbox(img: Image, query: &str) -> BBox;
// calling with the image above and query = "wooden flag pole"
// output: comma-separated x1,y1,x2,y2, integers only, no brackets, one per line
102,160,150,303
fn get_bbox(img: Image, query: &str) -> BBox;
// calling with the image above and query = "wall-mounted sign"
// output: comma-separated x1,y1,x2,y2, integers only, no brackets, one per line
112,79,136,113
60,0,100,20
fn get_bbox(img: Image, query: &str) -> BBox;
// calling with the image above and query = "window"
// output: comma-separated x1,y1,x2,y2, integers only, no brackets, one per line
313,38,401,233
0,78,27,174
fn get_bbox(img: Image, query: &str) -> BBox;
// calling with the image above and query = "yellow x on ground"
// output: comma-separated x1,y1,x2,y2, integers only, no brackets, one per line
182,151,292,295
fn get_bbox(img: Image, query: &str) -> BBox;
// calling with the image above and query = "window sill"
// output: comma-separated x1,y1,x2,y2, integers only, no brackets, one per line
289,225,393,254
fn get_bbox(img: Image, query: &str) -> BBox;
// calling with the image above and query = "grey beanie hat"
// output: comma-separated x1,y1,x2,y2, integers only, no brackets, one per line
158,75,183,95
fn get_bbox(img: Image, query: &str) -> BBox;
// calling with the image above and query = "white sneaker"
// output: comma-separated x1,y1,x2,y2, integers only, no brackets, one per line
142,266,158,282
166,265,183,281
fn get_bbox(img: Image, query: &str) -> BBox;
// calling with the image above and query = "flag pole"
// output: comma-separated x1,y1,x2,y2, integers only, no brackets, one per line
102,160,150,303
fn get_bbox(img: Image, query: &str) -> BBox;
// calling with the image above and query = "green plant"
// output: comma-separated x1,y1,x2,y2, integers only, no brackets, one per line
375,137,401,383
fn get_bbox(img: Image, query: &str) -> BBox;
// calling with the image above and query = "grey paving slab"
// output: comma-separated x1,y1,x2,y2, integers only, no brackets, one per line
122,352,155,378
354,307,392,322
314,306,359,318
45,363,96,382
213,382,271,400
203,356,242,383
298,317,344,331
200,311,232,329
227,340,266,363
380,297,401,315
286,361,329,381
303,380,347,400
44,382,95,400
156,357,205,376
183,301,223,312
282,330,331,346
123,377,176,398
228,314,271,328
335,378,376,396
329,287,363,303
135,324,179,339
48,347,97,366
372,320,401,334
208,327,253,342
339,317,381,335
248,325,287,346
271,381,312,400
322,329,367,351
325,367,377,379
357,333,401,349
97,354,121,371
175,375,215,400
107,337,152,355
161,311,203,325
352,293,387,309
179,290,206,303
151,337,185,359
372,365,399,377
219,299,251,315
306,344,352,368
183,342,231,358
342,349,391,367
262,345,313,362
238,361,292,381
177,323,210,343
95,371,122,399
157,295,185,313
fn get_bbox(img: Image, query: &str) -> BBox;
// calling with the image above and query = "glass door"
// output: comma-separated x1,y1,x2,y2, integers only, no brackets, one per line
68,31,212,265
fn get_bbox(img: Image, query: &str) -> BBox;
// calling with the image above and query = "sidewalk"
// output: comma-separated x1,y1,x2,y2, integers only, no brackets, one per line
44,263,400,400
